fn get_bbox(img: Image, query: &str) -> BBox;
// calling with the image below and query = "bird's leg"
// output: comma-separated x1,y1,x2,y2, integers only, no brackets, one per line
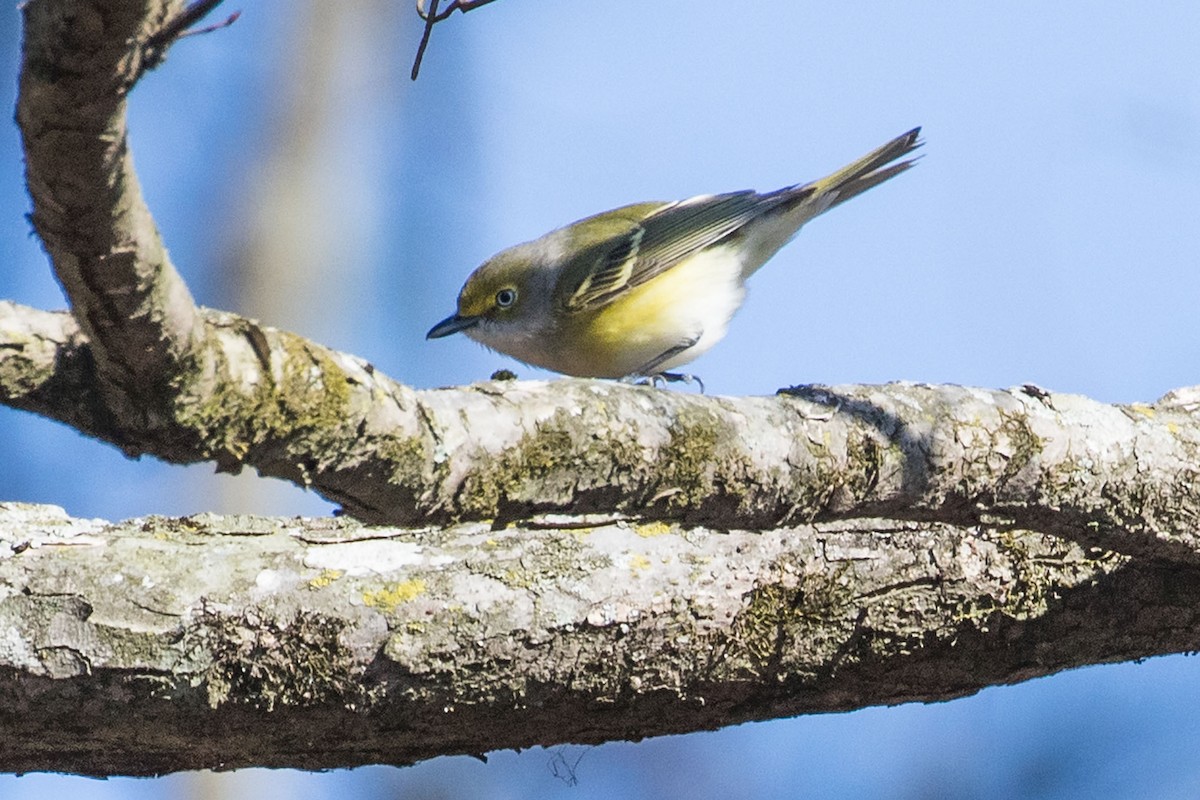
626,335,705,393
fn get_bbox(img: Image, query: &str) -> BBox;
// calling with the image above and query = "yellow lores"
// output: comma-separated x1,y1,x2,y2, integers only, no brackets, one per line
428,128,922,382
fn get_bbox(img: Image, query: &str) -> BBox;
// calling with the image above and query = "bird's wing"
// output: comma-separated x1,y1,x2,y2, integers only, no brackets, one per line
558,126,923,313
560,190,802,312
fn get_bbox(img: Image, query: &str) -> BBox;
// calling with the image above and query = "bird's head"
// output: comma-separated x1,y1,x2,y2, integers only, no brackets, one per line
426,243,557,350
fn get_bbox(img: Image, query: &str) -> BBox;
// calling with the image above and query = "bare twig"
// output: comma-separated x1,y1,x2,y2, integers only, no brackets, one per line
144,0,242,71
416,0,501,22
411,0,503,80
177,10,241,40
411,0,441,80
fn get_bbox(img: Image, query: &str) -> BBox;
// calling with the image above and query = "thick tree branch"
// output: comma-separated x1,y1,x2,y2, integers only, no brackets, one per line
3,301,1200,561
0,501,1196,777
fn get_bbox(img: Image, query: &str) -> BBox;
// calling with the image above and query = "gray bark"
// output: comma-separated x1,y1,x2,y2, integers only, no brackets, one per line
0,500,1196,777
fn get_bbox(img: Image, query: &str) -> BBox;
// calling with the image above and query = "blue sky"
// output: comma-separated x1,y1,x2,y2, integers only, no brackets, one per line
0,2,1198,797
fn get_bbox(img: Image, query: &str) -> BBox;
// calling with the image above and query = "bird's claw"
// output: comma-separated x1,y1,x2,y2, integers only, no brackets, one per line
623,372,705,393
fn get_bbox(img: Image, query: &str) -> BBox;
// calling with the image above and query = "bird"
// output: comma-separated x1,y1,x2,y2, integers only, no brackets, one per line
427,127,922,386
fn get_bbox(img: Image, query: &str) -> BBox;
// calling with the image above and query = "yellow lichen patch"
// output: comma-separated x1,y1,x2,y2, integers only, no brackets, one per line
308,569,342,588
629,554,652,572
1130,404,1156,419
363,578,427,611
1168,422,1180,435
634,521,672,537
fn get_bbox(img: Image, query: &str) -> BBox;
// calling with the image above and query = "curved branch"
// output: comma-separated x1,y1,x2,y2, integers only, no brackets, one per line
18,0,202,419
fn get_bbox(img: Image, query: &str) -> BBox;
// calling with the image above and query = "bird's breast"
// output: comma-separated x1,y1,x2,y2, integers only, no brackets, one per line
564,244,748,377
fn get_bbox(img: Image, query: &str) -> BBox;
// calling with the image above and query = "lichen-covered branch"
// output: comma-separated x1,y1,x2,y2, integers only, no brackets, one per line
3,300,1200,564
0,501,1196,776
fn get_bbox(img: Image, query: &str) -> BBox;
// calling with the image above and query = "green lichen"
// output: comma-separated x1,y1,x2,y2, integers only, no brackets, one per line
996,409,1042,485
373,434,435,487
952,530,1123,625
952,408,1044,504
456,408,640,518
1040,453,1091,500
457,419,571,516
844,432,883,500
786,430,885,522
468,530,612,589
725,583,802,672
198,607,366,711
172,329,353,471
715,564,854,682
655,405,755,515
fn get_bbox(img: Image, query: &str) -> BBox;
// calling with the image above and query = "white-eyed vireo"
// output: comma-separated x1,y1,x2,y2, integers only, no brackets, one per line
428,128,922,383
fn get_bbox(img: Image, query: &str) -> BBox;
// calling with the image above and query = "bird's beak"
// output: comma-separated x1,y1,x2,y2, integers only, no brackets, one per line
426,313,479,339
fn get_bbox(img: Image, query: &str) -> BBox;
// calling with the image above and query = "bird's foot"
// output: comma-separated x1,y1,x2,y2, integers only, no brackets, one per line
623,372,705,393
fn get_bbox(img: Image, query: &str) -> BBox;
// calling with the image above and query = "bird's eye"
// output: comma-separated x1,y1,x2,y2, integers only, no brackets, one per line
495,288,517,308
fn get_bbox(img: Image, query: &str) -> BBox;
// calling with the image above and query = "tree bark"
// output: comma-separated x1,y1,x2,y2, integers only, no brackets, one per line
3,298,1199,551
0,500,1196,776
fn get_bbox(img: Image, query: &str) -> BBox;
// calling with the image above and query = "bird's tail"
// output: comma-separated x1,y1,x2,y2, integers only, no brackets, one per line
739,128,922,277
772,127,923,223
804,127,923,212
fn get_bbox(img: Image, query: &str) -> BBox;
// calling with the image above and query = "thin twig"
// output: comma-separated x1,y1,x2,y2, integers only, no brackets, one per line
411,0,441,80
177,11,241,41
411,0,503,80
144,0,241,71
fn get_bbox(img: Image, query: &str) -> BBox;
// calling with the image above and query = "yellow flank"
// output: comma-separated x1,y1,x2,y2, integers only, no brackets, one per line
569,244,742,377
363,578,427,611
578,283,675,376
